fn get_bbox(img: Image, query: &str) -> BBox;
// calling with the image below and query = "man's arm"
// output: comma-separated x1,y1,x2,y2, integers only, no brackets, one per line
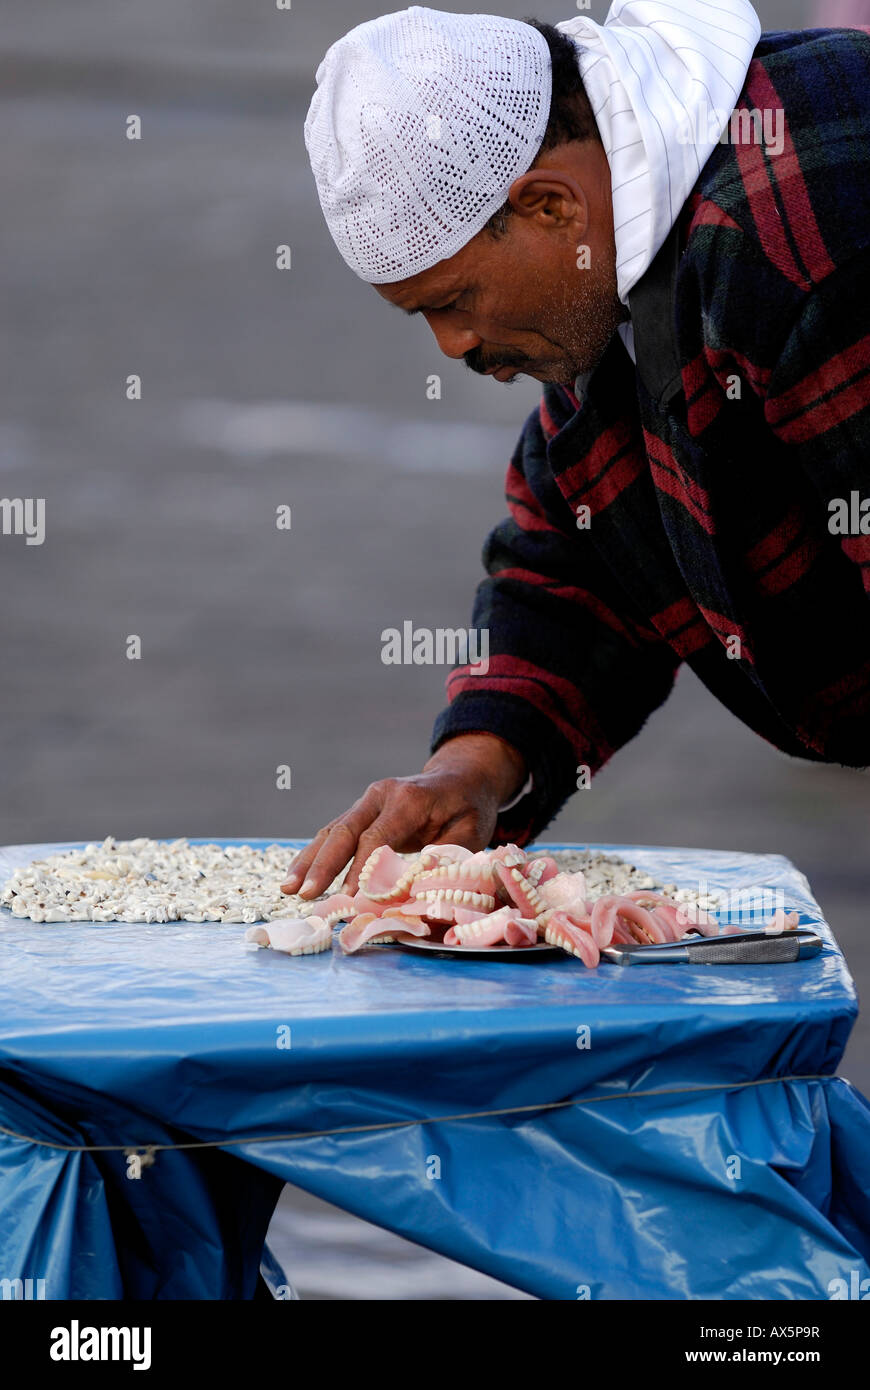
284,392,681,896
430,391,682,842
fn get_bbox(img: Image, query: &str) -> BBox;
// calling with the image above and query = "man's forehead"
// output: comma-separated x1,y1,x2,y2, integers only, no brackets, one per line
374,268,461,315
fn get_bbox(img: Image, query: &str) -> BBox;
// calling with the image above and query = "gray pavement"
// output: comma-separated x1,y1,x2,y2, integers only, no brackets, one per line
2,0,865,1300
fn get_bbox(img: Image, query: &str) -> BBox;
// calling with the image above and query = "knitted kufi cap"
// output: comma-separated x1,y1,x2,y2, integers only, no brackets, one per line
304,6,552,282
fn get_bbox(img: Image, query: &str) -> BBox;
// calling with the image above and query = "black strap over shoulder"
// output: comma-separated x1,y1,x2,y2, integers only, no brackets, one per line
627,219,685,408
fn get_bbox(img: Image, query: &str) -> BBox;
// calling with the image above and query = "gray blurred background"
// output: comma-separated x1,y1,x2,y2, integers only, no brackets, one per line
1,0,866,1300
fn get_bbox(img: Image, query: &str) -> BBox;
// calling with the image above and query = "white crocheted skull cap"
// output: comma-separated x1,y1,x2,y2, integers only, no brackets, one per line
304,6,552,284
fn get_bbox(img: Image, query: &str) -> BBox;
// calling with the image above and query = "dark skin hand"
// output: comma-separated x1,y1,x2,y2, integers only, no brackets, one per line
281,733,527,899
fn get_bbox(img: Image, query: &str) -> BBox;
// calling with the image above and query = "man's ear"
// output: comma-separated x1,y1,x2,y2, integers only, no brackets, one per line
507,168,589,237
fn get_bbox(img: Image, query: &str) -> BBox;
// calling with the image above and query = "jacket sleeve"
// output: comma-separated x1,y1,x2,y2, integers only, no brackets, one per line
764,251,870,593
430,391,682,844
760,250,870,765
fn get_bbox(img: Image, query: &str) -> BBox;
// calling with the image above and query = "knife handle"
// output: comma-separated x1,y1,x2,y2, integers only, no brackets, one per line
685,934,814,964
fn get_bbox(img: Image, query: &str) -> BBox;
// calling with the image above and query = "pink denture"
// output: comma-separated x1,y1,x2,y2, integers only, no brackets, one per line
357,845,421,903
589,897,620,946
524,856,561,886
383,901,487,927
487,843,527,867
617,900,668,944
311,893,355,924
543,911,600,967
339,909,433,952
674,903,719,937
420,843,474,864
537,870,588,913
766,909,800,934
351,889,392,917
504,916,538,948
645,902,683,942
246,916,332,955
374,913,432,938
451,905,529,948
493,862,545,919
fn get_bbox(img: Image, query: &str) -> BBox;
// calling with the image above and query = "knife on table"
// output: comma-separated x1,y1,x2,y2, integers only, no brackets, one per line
602,927,822,966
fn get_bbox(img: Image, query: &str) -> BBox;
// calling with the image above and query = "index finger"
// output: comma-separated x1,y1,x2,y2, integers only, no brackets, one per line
280,824,335,893
286,795,382,898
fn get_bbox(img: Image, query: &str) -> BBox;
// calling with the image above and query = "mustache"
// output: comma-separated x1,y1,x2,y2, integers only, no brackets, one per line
463,345,529,375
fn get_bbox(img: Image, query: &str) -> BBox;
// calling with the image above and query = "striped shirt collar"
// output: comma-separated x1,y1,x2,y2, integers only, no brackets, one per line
558,0,760,306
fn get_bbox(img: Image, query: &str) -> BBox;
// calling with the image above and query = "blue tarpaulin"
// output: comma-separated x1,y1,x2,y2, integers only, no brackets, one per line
1,839,868,1300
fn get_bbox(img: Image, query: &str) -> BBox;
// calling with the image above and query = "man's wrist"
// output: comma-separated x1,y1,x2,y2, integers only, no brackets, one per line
497,771,534,813
424,732,528,806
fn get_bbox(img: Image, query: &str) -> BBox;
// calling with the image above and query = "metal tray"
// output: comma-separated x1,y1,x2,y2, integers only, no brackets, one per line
389,933,563,962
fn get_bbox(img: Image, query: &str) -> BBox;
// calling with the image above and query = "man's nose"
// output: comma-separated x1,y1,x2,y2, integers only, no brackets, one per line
424,313,482,360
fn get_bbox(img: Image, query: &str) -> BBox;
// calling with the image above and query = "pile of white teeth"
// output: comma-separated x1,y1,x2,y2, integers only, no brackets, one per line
546,849,680,902
0,837,343,925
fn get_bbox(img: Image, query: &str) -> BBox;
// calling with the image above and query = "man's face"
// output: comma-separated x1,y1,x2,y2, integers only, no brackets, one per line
374,142,626,387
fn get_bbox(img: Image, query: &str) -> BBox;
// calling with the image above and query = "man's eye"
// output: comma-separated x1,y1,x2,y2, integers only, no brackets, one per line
435,300,459,313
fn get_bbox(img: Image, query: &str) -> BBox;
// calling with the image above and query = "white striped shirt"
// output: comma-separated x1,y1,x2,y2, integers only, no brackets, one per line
558,0,761,315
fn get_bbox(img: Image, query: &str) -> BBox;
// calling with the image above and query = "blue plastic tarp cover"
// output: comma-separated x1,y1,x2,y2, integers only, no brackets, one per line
0,839,868,1301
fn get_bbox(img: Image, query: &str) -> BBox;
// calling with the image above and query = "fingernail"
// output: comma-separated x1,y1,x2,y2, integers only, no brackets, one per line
300,878,316,897
282,873,301,890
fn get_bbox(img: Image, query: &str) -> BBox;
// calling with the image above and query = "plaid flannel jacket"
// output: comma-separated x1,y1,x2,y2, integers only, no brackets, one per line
431,26,870,844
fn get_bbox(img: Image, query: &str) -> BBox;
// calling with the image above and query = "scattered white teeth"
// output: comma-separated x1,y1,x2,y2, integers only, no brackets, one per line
0,837,348,925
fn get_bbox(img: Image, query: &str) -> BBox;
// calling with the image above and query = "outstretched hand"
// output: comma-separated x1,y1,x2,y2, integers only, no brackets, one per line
281,733,527,899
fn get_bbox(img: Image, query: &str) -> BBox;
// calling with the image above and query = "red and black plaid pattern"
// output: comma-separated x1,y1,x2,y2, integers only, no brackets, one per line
432,28,870,842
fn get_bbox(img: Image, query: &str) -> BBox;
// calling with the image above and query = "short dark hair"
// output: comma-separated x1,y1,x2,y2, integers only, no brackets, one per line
485,18,601,236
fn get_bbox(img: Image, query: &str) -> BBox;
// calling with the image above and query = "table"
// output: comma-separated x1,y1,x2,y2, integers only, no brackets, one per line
1,840,869,1300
